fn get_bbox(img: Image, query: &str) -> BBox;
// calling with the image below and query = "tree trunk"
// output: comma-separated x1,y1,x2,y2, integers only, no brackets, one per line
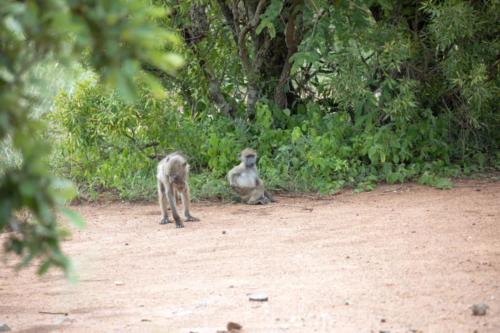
215,0,303,115
274,0,302,109
247,83,259,118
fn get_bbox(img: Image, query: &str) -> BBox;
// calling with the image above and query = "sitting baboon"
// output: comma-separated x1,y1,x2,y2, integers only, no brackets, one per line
157,152,199,228
227,148,274,205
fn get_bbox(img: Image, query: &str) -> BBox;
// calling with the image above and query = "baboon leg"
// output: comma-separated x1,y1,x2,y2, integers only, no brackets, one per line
158,181,170,224
166,184,183,228
264,190,276,203
174,187,181,203
234,189,250,203
181,185,199,222
247,186,268,205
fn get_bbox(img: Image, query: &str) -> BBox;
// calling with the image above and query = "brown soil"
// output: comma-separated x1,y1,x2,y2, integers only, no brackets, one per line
1,180,499,333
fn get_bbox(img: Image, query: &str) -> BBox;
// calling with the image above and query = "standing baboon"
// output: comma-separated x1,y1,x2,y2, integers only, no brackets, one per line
227,148,274,205
157,152,199,228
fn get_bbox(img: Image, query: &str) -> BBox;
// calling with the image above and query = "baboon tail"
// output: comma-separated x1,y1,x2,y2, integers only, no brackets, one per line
264,191,277,203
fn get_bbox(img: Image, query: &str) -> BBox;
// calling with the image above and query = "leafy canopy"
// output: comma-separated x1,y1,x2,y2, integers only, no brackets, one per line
0,0,181,275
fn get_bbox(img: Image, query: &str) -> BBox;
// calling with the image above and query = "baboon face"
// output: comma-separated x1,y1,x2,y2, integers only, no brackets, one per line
244,154,256,168
171,174,185,186
240,148,257,168
169,162,188,187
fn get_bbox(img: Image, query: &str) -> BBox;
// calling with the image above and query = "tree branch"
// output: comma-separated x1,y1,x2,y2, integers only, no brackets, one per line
274,0,302,108
216,0,239,44
237,0,267,76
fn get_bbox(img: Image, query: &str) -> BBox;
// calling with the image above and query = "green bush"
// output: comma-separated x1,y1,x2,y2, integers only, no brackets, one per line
51,80,496,201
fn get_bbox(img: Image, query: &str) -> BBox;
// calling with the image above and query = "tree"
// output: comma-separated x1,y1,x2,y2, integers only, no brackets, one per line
0,0,181,275
160,0,308,117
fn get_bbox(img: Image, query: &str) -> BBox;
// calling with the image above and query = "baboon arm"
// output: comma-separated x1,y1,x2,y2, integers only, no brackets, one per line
166,184,182,227
228,171,239,187
181,185,199,221
255,178,261,187
158,180,170,223
247,188,268,204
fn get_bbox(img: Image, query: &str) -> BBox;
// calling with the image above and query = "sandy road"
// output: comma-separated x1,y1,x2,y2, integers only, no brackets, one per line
1,180,499,333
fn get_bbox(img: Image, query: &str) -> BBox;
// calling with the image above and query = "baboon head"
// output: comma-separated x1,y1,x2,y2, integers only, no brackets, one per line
240,148,257,168
169,159,188,188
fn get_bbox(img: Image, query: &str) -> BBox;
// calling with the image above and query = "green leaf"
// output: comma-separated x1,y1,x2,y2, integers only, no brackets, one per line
37,260,52,275
4,16,25,40
51,178,78,201
139,72,166,99
433,177,453,189
291,127,302,143
113,69,138,103
418,172,453,189
20,181,37,197
256,0,283,37
60,207,86,229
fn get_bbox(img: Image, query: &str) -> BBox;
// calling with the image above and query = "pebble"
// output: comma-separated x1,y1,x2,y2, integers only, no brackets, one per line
227,321,242,331
114,281,124,286
0,323,10,332
472,303,489,316
248,292,268,302
53,316,68,325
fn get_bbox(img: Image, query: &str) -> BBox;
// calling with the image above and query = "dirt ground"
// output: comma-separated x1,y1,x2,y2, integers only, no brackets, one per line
1,180,499,333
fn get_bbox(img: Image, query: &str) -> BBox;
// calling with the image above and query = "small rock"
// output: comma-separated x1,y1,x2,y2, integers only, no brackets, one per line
344,300,350,305
346,256,350,259
114,281,124,286
227,321,242,331
249,292,268,302
141,319,151,322
125,243,129,246
0,323,11,332
379,331,390,333
53,316,72,325
380,318,386,323
472,303,489,316
222,230,226,235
